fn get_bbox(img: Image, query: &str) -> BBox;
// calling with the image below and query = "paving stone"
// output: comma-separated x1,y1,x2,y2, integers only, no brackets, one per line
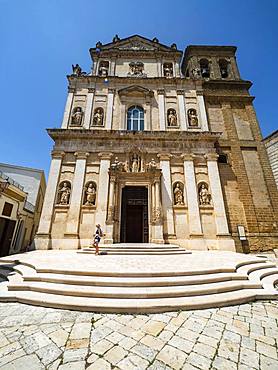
175,327,199,342
90,326,113,344
217,339,239,362
0,348,26,367
157,330,174,342
130,342,157,361
48,358,62,370
58,361,86,370
197,334,219,348
157,344,187,370
256,341,277,360
0,341,21,357
63,348,88,364
168,335,194,353
147,360,172,369
69,323,91,340
186,352,212,370
106,331,125,344
86,353,98,364
36,342,62,366
66,338,89,349
49,329,69,347
140,334,164,351
193,342,216,358
239,347,260,368
90,339,114,355
141,320,166,336
119,336,137,350
21,331,52,354
116,354,149,369
222,330,241,344
212,355,237,370
251,333,276,346
241,335,255,350
260,354,278,370
104,346,127,366
0,354,44,370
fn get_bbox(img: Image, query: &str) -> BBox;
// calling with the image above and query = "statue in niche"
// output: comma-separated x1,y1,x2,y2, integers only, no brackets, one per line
173,182,184,205
188,108,198,127
131,154,140,172
163,63,173,78
84,183,96,206
71,107,83,125
147,158,157,171
192,68,201,79
58,182,71,205
171,43,177,50
111,157,125,172
98,61,109,77
167,109,177,126
199,183,211,205
93,108,104,126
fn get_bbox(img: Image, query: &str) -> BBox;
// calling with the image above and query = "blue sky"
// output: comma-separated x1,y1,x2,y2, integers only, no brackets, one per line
1,0,277,176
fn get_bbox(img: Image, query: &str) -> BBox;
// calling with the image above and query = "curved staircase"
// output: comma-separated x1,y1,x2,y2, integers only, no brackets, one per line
0,249,277,313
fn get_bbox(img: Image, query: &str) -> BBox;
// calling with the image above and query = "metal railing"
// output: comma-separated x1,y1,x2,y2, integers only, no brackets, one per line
0,170,24,191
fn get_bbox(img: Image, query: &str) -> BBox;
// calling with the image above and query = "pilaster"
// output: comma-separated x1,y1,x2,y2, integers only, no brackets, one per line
64,152,89,247
83,88,95,129
157,89,166,130
182,153,203,237
196,91,209,131
61,87,74,128
105,89,115,129
177,90,187,131
35,151,65,249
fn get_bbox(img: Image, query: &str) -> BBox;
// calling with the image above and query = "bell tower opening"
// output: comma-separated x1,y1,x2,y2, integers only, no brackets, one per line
120,186,148,243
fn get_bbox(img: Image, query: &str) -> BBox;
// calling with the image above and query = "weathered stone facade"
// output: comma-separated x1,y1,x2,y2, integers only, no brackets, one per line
263,130,278,189
35,35,278,252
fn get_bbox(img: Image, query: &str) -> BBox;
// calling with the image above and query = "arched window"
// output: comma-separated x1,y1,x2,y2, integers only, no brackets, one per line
127,106,144,131
200,59,210,78
219,59,229,78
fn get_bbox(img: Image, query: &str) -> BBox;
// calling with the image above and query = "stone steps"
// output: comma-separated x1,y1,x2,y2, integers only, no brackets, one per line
2,288,277,313
79,244,190,255
0,251,277,313
23,271,248,287
9,280,262,299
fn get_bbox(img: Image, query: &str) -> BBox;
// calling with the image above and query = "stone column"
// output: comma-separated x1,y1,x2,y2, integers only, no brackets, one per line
145,101,151,130
64,152,88,248
206,153,230,236
177,90,187,131
95,153,113,238
105,89,115,129
151,177,164,243
35,151,64,249
159,154,176,239
183,154,203,236
157,89,166,130
83,88,95,129
106,173,116,243
197,91,209,131
61,87,74,128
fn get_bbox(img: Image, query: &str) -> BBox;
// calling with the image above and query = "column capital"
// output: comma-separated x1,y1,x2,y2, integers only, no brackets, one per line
157,89,165,95
88,87,95,93
181,153,195,161
108,88,116,94
74,152,89,160
177,89,185,95
98,152,113,160
51,150,65,159
68,86,75,93
157,153,172,161
205,153,219,162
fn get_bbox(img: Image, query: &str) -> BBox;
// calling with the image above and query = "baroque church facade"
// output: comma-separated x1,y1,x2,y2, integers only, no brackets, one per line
35,35,278,252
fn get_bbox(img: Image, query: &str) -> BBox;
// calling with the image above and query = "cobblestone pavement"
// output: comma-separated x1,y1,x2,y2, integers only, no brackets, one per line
0,301,277,370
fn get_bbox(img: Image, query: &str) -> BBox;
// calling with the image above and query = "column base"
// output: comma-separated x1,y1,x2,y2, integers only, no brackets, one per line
34,234,51,250
150,238,165,244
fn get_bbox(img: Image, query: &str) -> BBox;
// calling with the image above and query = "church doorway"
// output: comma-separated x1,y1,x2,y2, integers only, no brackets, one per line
120,186,148,243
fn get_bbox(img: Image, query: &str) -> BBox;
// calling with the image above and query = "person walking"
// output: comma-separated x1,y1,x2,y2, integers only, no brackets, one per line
92,224,103,255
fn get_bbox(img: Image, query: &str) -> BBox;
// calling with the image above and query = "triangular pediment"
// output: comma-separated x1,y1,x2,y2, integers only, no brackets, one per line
118,85,154,98
92,35,180,53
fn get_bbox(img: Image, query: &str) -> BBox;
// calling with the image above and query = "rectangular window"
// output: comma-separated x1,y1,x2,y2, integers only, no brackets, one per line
2,202,13,217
